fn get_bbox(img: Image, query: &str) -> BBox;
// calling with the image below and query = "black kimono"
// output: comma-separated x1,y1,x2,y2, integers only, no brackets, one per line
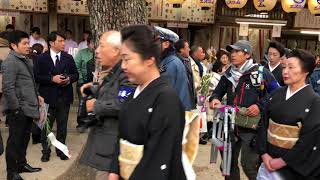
116,76,186,180
257,85,320,179
265,64,284,86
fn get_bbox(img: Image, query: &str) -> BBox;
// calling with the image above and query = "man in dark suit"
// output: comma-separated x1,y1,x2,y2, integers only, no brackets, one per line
34,31,78,162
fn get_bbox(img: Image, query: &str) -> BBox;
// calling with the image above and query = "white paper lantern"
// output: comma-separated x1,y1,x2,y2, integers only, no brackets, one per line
281,0,306,13
308,0,320,14
254,0,277,11
225,0,248,9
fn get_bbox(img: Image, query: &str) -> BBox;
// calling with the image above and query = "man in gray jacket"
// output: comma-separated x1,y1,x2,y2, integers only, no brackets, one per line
2,30,43,180
79,31,134,180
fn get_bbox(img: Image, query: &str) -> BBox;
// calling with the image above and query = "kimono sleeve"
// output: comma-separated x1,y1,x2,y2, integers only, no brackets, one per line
282,98,320,176
129,90,186,180
256,96,271,155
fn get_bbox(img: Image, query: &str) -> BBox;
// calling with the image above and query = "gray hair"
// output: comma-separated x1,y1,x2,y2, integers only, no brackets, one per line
102,31,121,48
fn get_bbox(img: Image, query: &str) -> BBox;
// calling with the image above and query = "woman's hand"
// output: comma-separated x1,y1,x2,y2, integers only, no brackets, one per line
261,153,275,171
270,158,286,170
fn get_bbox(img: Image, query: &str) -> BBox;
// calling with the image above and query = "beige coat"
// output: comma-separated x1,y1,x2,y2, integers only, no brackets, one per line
190,58,201,96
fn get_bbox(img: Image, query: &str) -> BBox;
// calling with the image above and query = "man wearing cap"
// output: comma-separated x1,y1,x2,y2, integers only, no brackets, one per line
154,26,193,111
209,40,279,180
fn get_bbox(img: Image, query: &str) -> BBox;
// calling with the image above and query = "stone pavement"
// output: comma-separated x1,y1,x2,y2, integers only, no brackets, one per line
0,104,248,180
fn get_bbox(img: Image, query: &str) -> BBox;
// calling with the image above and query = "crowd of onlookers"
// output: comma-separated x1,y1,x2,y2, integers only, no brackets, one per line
0,23,320,180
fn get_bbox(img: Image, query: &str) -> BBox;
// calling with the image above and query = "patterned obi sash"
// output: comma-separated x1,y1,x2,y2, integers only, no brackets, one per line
267,119,301,149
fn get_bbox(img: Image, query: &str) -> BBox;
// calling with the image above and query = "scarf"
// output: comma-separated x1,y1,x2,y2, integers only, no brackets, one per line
228,59,256,88
194,59,204,77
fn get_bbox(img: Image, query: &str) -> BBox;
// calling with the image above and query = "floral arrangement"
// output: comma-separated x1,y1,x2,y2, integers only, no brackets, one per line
38,103,51,146
200,73,213,98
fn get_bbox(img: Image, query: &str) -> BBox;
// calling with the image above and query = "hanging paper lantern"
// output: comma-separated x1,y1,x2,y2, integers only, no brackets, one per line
225,0,248,9
196,0,216,8
281,0,306,13
253,0,277,11
308,0,320,14
167,0,186,4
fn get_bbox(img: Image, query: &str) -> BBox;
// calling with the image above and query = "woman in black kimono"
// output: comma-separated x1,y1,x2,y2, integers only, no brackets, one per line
257,49,320,179
111,25,186,180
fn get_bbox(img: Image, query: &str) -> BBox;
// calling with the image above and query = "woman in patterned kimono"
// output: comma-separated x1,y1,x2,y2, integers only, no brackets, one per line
257,49,320,179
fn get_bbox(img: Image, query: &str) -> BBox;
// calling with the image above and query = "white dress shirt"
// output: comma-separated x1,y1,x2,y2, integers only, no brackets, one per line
50,49,61,66
29,35,48,50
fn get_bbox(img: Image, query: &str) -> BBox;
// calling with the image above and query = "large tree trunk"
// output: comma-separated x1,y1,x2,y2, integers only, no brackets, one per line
88,0,147,42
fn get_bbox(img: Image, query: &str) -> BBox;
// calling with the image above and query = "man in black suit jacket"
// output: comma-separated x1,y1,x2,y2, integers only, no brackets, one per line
34,31,78,162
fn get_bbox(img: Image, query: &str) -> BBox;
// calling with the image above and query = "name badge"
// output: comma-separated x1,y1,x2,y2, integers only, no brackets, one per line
118,86,135,101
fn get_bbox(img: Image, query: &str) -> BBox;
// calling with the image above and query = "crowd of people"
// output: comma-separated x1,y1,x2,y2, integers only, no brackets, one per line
0,23,319,180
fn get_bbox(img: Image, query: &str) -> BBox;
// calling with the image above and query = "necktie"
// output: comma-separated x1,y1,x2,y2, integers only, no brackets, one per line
55,55,60,66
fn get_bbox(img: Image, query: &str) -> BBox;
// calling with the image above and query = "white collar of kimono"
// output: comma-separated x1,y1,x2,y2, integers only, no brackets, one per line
286,84,309,100
268,62,281,72
133,85,144,99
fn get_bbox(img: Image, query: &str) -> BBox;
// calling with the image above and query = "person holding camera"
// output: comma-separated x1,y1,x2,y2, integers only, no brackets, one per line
79,31,134,180
34,31,79,162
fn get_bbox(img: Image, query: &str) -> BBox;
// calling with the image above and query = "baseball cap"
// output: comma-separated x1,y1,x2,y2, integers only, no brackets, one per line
226,40,252,54
154,26,179,43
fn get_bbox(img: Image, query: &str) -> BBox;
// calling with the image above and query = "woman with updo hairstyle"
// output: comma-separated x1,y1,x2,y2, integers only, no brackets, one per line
257,49,320,179
112,25,186,180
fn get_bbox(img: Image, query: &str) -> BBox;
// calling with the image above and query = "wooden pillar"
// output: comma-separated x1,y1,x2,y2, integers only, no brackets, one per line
48,0,58,32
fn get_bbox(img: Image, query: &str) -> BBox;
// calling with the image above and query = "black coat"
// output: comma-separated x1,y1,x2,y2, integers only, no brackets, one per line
80,63,135,171
257,86,320,179
114,76,186,180
34,51,79,107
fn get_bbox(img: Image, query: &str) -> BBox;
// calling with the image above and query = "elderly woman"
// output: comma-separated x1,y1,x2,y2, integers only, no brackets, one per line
257,49,320,179
111,25,186,180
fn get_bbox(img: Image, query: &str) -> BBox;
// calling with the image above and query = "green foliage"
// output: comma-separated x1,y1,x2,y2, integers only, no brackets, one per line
200,73,213,96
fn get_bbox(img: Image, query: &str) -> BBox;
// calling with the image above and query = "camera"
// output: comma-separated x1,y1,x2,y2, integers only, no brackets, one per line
77,83,101,129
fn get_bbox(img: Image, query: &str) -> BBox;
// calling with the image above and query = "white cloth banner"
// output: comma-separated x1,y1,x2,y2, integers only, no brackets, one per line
48,133,71,158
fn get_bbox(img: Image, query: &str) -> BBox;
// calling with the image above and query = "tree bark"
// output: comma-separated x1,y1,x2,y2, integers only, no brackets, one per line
87,0,147,42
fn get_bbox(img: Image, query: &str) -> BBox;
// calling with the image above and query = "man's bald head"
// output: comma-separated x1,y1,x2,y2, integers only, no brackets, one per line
96,30,122,68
